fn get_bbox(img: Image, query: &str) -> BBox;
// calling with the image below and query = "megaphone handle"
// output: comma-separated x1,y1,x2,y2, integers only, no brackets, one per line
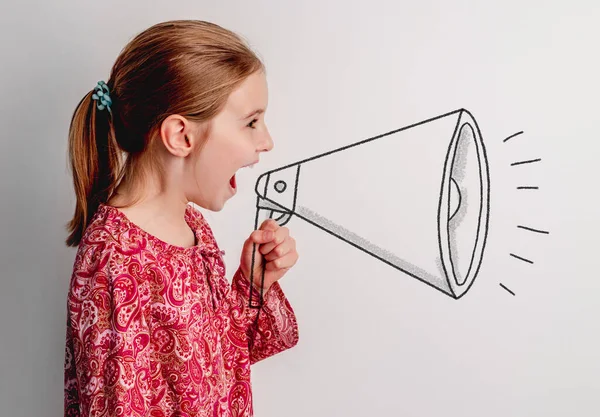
248,207,275,309
247,207,275,352
248,242,265,309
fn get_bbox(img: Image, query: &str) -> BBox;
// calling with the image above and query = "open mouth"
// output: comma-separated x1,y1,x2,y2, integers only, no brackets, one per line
229,161,257,191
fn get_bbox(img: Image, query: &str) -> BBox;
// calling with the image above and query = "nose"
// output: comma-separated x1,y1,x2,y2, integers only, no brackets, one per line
259,128,274,152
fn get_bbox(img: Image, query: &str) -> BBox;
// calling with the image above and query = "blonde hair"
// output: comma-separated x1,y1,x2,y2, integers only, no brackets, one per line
65,20,264,247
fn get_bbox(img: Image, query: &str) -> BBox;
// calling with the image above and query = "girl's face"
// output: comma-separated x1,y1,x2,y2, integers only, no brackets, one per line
188,70,273,211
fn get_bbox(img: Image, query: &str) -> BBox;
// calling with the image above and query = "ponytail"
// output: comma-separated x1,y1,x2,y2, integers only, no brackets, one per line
65,82,122,247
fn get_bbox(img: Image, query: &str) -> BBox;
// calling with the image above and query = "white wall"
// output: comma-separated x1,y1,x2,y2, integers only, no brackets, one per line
1,1,599,416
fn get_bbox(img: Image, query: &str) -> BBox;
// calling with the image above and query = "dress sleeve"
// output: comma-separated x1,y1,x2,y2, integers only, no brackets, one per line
64,249,151,417
219,267,299,364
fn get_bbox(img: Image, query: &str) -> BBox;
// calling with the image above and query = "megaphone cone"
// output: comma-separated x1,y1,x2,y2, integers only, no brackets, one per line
251,108,490,302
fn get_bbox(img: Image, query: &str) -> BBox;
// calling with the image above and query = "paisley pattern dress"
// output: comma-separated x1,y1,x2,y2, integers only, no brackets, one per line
64,203,299,416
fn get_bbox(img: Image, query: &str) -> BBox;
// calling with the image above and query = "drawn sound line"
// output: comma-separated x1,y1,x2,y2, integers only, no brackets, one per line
503,131,524,142
511,158,541,166
499,225,549,296
517,225,549,234
498,131,548,296
499,283,515,296
510,253,534,264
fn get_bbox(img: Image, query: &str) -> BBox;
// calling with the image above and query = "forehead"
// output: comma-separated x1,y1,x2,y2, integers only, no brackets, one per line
223,70,268,115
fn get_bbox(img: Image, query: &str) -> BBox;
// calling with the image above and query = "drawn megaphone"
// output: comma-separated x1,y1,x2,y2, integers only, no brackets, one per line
248,109,490,306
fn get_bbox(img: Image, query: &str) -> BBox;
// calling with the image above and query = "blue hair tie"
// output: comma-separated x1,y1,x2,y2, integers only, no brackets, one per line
92,81,112,114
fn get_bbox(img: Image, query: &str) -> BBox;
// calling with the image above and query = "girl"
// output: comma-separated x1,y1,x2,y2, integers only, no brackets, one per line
63,20,299,417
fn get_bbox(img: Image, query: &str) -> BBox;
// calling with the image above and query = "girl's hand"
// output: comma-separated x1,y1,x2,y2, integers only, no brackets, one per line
240,219,298,294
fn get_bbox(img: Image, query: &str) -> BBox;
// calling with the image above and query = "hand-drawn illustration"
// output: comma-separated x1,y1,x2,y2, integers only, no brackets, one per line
248,108,491,307
499,129,549,296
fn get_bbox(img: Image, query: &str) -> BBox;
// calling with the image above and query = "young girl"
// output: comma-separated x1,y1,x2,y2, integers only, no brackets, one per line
63,20,299,417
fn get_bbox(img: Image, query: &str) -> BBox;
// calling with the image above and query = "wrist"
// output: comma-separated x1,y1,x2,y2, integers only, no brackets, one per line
239,267,271,295
251,278,271,295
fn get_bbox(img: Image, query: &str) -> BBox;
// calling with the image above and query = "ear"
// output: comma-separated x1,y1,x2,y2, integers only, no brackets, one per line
159,114,198,157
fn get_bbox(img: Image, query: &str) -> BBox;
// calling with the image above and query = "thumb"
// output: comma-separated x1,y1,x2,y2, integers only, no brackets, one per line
241,229,274,264
249,228,275,245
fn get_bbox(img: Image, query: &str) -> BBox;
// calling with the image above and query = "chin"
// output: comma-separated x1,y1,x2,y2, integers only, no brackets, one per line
196,202,225,212
206,197,231,212
210,203,226,212
189,198,220,212
191,188,233,212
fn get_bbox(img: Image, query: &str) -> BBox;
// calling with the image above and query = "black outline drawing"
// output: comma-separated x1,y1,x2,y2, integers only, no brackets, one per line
510,253,534,264
500,128,550,295
499,283,515,296
517,225,549,234
511,158,541,166
503,131,523,142
248,108,492,307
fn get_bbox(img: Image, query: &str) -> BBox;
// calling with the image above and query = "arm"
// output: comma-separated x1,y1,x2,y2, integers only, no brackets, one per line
231,268,299,364
211,264,298,365
64,250,151,417
195,211,300,363
64,316,81,417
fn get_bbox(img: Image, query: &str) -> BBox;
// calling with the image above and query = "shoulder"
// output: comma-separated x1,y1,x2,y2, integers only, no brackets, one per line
71,204,127,275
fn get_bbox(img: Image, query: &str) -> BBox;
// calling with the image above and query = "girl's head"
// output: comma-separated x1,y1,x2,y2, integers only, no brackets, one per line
65,20,273,247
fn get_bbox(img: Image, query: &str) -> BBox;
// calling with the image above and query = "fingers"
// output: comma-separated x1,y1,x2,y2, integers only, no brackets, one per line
264,249,298,271
240,228,274,270
258,218,280,232
263,235,295,262
247,228,275,245
241,218,298,279
243,219,279,250
259,225,289,255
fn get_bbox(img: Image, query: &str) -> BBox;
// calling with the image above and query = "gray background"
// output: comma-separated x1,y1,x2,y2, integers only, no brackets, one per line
1,1,599,416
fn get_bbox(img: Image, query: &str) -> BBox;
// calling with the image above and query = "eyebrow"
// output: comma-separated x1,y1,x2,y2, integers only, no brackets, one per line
240,109,264,120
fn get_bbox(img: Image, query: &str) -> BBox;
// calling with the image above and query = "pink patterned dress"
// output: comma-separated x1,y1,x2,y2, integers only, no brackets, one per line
64,203,299,416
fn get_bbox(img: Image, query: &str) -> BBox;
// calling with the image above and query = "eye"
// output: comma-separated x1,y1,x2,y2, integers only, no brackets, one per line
247,118,258,129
